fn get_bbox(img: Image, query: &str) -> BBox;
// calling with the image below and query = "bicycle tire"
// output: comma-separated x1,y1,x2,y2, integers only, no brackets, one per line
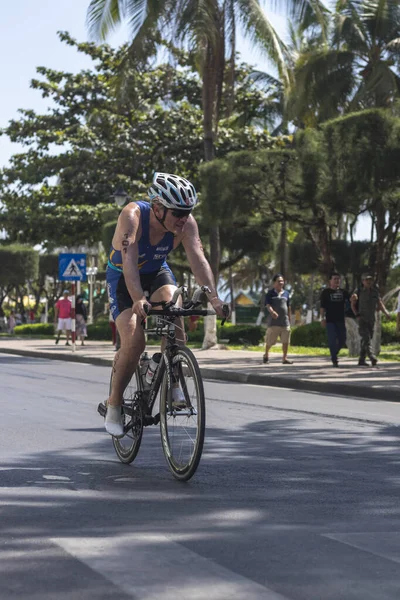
159,346,205,481
110,368,144,464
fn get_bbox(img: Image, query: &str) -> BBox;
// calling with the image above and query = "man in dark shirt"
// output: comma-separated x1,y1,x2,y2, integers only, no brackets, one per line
320,272,350,367
351,273,392,366
263,273,293,365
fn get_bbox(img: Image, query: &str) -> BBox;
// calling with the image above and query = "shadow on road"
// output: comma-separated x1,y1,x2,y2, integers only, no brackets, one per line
1,413,400,599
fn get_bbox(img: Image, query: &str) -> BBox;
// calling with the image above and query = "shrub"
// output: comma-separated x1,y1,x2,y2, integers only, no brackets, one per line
291,322,328,347
381,320,398,344
87,322,113,341
14,323,55,336
185,322,264,345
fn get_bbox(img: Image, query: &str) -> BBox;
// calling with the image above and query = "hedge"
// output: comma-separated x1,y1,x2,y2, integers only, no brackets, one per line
14,323,55,336
290,322,328,347
87,322,113,341
291,320,399,347
381,321,399,344
186,323,264,345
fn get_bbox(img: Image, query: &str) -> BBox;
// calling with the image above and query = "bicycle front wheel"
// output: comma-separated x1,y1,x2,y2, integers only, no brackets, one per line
160,346,205,481
111,369,144,464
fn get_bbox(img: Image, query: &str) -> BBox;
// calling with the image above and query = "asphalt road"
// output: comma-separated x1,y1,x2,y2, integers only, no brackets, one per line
1,353,400,600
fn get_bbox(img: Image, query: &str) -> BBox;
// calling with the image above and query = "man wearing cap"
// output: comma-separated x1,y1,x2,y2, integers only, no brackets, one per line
351,273,391,366
54,290,72,346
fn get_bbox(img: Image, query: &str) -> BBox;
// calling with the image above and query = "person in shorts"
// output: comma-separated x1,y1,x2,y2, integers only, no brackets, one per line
104,172,229,437
263,274,293,365
54,290,72,346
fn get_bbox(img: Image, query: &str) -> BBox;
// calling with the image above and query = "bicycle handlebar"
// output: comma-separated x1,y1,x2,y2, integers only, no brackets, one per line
141,285,230,327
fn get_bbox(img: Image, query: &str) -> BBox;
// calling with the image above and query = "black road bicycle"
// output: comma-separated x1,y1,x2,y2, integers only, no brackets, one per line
98,286,229,481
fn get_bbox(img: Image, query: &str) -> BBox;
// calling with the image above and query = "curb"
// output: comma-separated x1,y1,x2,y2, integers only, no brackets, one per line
199,367,400,402
1,347,398,403
0,347,112,368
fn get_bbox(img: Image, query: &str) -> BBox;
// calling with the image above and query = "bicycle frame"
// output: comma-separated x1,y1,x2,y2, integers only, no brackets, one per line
138,317,183,420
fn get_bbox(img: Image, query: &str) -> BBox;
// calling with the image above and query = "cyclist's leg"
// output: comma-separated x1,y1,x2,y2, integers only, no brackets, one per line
105,310,145,437
105,269,146,436
149,266,185,406
149,265,185,345
108,309,145,408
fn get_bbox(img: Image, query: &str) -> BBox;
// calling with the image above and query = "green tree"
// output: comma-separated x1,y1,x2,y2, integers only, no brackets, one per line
0,34,275,251
287,0,400,126
86,0,324,345
321,109,400,292
0,245,39,315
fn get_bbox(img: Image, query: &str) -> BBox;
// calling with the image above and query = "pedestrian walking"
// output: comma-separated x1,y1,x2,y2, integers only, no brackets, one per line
320,272,350,367
263,274,293,365
351,273,392,366
75,295,88,346
54,290,72,346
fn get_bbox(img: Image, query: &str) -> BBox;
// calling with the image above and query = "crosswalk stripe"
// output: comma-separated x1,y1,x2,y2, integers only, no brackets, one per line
53,533,288,600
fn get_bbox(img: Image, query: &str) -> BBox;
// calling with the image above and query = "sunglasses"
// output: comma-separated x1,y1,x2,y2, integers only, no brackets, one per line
170,208,192,218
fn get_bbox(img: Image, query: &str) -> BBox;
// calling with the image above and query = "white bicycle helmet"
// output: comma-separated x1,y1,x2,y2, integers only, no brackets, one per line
148,172,198,209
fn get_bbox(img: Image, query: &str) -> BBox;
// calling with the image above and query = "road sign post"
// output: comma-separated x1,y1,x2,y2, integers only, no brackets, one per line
58,254,87,352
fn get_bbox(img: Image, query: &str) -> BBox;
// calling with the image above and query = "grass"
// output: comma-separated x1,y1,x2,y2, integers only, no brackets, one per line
229,343,400,361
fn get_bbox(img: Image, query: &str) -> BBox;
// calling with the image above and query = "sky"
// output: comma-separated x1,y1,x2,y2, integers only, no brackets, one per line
0,0,371,240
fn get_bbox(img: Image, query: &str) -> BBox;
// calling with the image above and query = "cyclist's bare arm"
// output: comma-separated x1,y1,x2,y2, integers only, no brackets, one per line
114,203,148,318
181,218,229,318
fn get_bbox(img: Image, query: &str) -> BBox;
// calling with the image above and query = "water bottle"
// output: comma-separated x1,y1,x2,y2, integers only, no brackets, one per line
145,352,162,385
140,352,150,387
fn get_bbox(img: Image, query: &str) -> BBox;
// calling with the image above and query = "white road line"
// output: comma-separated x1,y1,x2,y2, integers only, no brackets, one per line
53,533,288,600
324,532,400,565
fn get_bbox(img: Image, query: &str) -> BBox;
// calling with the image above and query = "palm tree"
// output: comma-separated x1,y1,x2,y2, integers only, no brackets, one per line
86,0,323,346
287,0,400,126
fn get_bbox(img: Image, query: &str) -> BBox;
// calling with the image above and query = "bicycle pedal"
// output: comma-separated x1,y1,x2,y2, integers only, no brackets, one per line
97,402,107,417
143,414,155,427
153,413,160,425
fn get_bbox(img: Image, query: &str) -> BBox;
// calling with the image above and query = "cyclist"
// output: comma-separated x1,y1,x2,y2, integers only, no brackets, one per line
105,172,228,437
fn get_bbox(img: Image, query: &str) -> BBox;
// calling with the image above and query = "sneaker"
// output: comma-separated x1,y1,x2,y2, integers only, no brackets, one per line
371,357,378,366
282,359,293,365
358,360,369,367
332,360,339,368
105,404,124,437
172,387,187,409
262,355,269,364
55,338,59,345
65,342,70,346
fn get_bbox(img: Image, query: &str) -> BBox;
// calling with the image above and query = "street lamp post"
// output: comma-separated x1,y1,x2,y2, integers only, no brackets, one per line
111,185,130,208
87,266,98,325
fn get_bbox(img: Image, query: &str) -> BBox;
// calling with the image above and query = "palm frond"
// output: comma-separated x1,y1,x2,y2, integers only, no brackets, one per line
87,0,122,40
235,0,291,89
177,0,222,47
288,48,355,122
274,0,330,37
333,1,368,52
248,69,283,88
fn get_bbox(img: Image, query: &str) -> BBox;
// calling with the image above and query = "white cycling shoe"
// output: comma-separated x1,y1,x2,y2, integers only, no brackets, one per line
105,405,124,438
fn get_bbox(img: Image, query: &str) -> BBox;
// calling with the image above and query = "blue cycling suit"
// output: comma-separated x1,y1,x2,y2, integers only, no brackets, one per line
106,201,176,320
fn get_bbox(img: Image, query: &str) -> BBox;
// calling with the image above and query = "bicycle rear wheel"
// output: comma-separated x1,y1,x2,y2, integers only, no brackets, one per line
159,346,205,481
111,369,144,464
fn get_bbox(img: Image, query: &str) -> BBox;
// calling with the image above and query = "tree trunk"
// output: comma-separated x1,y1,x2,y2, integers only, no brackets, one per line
374,201,386,292
279,219,288,276
202,41,221,349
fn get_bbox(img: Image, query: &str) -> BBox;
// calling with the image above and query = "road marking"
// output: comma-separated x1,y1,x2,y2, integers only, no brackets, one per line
53,533,288,599
324,532,400,564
